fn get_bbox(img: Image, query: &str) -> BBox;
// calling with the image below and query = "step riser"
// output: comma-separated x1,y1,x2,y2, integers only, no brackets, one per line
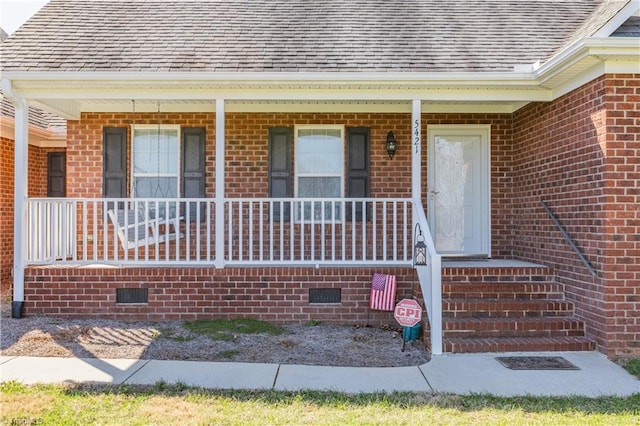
445,292,565,300
444,320,586,338
443,301,575,318
443,283,564,300
443,338,596,353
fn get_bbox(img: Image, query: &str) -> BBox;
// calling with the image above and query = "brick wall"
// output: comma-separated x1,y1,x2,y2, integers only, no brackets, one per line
67,112,514,253
601,74,640,357
0,137,15,286
0,137,62,288
20,111,514,323
512,74,640,357
23,266,420,325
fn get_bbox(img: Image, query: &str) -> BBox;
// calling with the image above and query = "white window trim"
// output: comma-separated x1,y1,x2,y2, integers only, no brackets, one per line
294,124,345,223
130,124,181,198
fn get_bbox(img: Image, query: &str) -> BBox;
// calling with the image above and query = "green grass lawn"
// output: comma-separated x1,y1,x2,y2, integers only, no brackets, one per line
2,381,638,426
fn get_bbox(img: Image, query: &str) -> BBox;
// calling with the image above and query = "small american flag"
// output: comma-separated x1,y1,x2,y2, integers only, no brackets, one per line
369,273,397,311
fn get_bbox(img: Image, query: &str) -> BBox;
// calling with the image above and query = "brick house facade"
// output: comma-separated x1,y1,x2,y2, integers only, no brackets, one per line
1,1,638,358
11,73,638,357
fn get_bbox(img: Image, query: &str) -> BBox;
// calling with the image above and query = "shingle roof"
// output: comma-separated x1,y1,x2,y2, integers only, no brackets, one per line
0,95,66,130
0,0,626,73
613,16,640,36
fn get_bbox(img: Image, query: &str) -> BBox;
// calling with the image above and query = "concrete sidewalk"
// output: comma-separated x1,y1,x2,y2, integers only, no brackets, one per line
1,352,638,397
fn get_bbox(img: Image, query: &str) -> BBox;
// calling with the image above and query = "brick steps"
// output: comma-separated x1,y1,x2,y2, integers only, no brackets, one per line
444,336,595,353
440,265,595,353
443,317,587,338
443,282,565,300
443,299,575,318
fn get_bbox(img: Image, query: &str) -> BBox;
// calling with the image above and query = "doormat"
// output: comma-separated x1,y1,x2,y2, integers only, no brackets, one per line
496,356,580,370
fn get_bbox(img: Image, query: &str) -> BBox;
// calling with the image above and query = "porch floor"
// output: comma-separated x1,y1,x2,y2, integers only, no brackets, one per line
442,259,546,268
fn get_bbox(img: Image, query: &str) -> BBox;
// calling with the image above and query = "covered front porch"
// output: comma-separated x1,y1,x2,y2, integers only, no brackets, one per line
5,75,581,356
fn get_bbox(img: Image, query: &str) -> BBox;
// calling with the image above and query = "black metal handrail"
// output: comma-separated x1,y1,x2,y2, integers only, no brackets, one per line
540,199,597,277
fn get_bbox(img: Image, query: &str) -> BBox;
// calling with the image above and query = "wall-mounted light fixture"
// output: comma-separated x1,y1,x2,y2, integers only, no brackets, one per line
413,223,427,266
386,131,397,160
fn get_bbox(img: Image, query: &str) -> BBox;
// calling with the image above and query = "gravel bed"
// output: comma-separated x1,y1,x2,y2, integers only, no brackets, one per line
1,302,430,367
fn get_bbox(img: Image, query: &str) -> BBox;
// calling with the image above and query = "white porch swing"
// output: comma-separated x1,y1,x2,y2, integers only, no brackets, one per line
107,100,183,250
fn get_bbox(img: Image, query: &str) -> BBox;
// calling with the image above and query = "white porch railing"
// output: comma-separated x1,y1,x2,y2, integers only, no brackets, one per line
413,198,443,355
27,199,76,262
226,198,413,266
25,197,416,266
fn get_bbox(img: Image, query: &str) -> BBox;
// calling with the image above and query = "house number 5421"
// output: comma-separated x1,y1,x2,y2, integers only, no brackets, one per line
413,119,420,153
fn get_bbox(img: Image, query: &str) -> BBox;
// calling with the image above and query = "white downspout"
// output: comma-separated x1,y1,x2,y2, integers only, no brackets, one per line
214,98,225,268
3,79,29,317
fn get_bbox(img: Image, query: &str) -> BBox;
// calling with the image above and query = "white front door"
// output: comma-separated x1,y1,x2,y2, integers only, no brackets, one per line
427,125,491,257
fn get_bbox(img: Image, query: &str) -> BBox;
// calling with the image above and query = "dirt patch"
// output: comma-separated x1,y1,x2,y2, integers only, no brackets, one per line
0,302,430,367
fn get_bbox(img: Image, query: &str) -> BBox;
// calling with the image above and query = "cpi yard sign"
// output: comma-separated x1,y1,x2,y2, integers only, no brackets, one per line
394,299,422,327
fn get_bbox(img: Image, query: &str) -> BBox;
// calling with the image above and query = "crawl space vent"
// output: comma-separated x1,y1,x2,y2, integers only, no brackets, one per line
116,288,148,304
309,288,341,304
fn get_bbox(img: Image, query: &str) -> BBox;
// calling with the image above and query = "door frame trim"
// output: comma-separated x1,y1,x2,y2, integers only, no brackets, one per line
426,124,491,257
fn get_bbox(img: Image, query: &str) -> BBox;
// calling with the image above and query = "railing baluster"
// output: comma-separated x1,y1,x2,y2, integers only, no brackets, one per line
361,200,366,261
259,201,264,262
278,200,283,261
248,201,254,262
320,200,325,262
331,200,336,262
310,201,315,261
299,201,304,261
268,201,274,262
403,201,408,261
286,200,291,261
238,201,244,262
227,201,232,262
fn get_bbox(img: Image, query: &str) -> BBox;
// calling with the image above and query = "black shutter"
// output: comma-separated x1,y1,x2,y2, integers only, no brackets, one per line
182,128,206,221
103,127,127,199
47,152,66,197
268,127,292,221
347,127,370,221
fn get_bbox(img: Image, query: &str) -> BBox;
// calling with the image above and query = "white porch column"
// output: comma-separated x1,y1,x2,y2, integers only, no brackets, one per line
12,98,29,317
411,99,422,199
214,99,225,268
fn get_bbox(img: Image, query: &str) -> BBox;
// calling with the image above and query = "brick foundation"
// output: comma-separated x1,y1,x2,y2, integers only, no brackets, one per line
23,266,420,325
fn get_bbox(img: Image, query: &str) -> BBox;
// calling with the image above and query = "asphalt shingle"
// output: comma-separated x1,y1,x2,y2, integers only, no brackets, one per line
0,0,631,73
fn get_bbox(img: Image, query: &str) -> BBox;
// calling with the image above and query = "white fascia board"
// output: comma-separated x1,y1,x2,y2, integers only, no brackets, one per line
604,60,640,73
535,37,640,87
1,70,535,85
12,86,552,103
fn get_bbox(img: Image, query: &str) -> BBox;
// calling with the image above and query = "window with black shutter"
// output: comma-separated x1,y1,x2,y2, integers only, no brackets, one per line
182,128,206,221
268,127,292,221
103,127,127,199
47,152,66,197
346,127,371,221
